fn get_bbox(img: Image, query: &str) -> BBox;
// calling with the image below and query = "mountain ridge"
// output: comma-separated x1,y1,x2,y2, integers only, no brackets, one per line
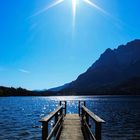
49,39,140,95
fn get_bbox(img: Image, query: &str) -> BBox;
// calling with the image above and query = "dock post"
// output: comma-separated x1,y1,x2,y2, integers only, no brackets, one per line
60,107,62,116
81,107,84,126
86,113,89,125
95,122,102,140
42,122,48,140
55,113,58,124
60,101,67,115
64,101,67,115
78,101,80,116
84,101,86,106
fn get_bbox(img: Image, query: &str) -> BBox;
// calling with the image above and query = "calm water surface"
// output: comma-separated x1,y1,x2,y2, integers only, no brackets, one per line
0,96,140,140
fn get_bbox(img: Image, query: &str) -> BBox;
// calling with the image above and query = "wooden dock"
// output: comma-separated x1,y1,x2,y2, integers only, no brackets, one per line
60,114,84,140
39,101,105,140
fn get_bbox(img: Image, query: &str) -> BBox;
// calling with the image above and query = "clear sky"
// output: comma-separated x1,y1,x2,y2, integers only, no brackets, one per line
0,0,140,90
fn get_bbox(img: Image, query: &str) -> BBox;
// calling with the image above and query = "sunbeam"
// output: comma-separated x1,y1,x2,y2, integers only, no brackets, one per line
72,0,77,28
83,0,109,15
32,0,64,17
31,0,112,31
83,0,121,26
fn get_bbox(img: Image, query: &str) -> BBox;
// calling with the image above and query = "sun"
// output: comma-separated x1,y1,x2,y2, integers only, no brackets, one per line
32,0,108,29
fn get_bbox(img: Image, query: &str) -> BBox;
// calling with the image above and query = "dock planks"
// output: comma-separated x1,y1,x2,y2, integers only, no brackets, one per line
40,101,105,140
60,114,84,140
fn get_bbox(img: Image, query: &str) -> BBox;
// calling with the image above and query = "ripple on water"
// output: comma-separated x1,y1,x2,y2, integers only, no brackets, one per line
0,96,140,140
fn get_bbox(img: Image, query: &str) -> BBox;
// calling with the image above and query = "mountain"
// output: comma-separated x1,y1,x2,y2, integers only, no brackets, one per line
3,39,139,96
0,86,33,96
49,83,69,92
56,39,140,95
0,86,56,96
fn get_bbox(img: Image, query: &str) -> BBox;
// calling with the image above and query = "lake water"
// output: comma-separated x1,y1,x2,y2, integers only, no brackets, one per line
0,96,140,140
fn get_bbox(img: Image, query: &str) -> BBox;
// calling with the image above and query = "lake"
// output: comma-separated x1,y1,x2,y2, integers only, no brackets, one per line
0,96,140,140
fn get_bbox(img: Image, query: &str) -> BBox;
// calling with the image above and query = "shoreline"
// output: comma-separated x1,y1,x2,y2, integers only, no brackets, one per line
0,94,140,97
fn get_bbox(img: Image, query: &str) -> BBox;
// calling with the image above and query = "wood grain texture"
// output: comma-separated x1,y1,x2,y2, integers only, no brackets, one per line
60,114,84,140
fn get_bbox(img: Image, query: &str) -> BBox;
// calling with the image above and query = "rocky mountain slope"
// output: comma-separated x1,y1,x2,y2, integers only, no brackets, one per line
58,39,140,94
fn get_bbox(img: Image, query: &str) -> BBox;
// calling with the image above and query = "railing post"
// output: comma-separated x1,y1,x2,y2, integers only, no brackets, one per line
60,101,61,106
81,107,84,126
64,101,67,115
42,122,48,140
84,101,86,107
95,122,102,140
79,101,86,116
78,101,80,116
60,107,62,116
86,113,89,125
60,101,67,115
55,113,58,124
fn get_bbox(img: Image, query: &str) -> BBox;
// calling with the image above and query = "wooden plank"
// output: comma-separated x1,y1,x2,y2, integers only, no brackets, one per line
60,114,84,140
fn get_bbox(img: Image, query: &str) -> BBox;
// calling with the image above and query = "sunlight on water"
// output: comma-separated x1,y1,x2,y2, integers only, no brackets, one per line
48,96,78,101
0,96,140,140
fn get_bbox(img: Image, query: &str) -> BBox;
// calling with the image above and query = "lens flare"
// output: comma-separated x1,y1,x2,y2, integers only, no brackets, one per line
31,0,111,31
32,0,64,17
83,0,109,15
72,0,77,28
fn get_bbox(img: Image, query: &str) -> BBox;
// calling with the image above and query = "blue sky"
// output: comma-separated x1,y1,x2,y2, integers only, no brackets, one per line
0,0,140,90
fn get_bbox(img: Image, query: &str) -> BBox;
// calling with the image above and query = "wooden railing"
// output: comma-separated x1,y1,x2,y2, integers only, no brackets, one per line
39,101,105,140
80,105,105,140
39,101,66,140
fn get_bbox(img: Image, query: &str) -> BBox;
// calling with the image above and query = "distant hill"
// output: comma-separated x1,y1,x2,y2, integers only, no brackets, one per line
49,83,69,92
52,39,140,95
0,86,55,96
0,86,33,96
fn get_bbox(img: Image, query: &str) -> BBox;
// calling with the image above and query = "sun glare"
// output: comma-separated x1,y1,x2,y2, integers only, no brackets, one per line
83,0,108,15
32,0,64,17
32,0,107,17
72,0,77,28
72,0,77,16
32,0,109,29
